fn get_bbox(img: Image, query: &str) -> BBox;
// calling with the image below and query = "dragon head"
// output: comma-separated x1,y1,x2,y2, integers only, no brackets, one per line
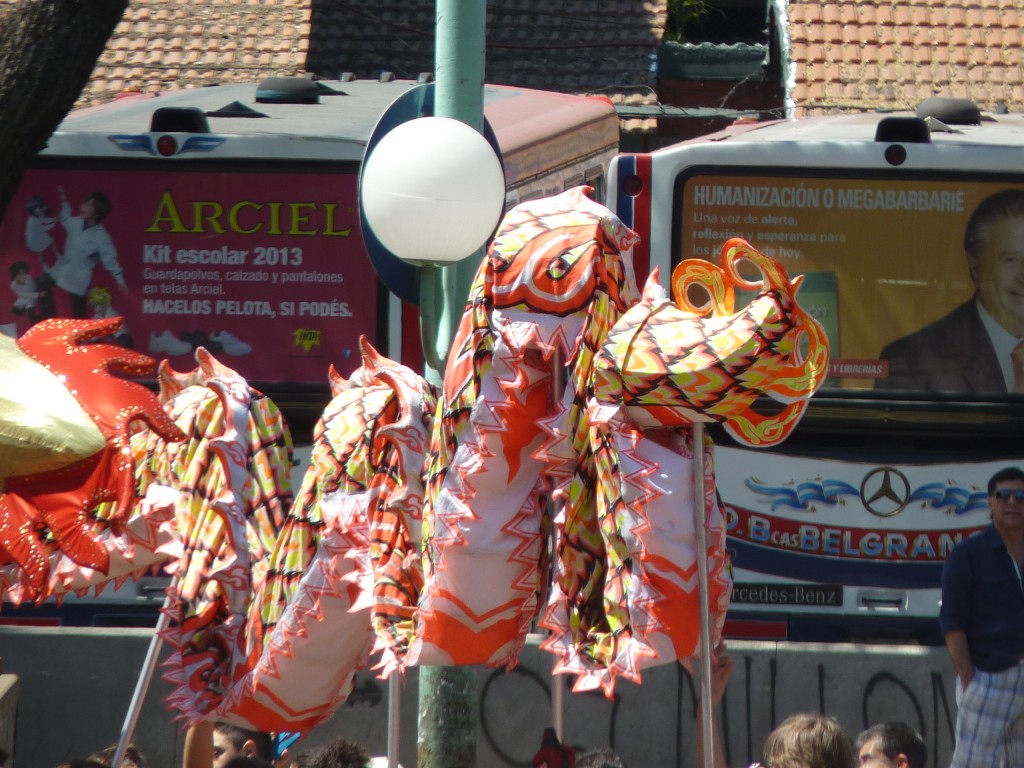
594,238,830,447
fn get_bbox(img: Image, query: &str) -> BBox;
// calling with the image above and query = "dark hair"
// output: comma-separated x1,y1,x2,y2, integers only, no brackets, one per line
856,722,927,768
10,260,29,280
963,189,1024,263
989,466,1024,495
304,736,371,768
54,761,109,768
223,759,275,768
86,191,112,222
576,748,628,768
26,195,51,216
90,744,146,767
215,722,274,759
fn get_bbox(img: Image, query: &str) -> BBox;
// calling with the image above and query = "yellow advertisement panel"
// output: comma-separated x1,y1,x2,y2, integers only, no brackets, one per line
677,174,1024,396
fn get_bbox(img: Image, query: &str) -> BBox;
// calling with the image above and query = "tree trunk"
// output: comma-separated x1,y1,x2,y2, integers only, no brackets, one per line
0,0,127,219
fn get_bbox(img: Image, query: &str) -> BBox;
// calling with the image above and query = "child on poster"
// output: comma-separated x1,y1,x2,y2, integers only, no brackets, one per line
24,195,61,265
87,286,134,348
36,186,126,318
9,260,41,321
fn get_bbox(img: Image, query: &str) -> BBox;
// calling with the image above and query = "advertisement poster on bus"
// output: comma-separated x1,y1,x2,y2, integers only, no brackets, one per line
0,166,376,385
677,174,1024,397
715,446,1019,616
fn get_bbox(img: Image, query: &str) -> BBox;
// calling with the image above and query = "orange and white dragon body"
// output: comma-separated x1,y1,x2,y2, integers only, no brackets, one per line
0,188,827,732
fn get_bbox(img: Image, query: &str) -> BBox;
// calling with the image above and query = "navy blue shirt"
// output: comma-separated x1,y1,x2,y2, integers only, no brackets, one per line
940,526,1024,673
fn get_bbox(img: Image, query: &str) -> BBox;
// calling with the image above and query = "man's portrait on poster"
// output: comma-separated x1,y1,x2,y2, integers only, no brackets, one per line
878,188,1024,394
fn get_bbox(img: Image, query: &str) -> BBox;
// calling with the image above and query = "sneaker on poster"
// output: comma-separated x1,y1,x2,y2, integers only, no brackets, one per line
180,329,222,354
149,330,192,356
210,330,252,355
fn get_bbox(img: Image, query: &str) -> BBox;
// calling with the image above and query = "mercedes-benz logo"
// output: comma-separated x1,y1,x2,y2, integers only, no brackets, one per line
860,466,911,518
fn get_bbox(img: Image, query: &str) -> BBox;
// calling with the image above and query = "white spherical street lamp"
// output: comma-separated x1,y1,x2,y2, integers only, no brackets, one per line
360,116,505,265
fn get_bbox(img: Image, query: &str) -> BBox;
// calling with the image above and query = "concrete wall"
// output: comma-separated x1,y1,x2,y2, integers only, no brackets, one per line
0,628,957,767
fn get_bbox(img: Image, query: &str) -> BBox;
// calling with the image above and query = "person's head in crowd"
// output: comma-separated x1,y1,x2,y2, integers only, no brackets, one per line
89,745,145,768
576,747,628,767
213,722,274,768
301,736,371,768
761,713,855,768
988,466,1024,533
855,721,927,768
988,465,1024,497
963,188,1024,337
54,761,108,768
222,758,275,768
89,743,146,768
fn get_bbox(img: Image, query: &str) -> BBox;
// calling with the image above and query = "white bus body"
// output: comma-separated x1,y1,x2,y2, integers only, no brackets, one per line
608,103,1024,641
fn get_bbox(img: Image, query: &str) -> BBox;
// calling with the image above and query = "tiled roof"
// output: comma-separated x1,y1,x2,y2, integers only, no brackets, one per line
57,0,312,106
308,0,666,132
0,0,665,132
100,0,311,104
787,0,1024,115
5,1,1021,129
308,1,664,96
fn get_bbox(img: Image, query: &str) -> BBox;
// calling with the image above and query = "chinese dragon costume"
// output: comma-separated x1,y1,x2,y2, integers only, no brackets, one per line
0,187,828,733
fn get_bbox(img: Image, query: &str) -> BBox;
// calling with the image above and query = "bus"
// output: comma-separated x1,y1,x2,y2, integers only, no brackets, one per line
607,98,1024,643
0,75,620,625
1,76,618,430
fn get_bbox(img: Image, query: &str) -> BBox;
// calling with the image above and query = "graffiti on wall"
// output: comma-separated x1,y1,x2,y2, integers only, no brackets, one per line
475,647,958,768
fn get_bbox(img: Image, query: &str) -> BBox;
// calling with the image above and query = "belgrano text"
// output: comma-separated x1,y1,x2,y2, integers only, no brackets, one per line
692,185,966,212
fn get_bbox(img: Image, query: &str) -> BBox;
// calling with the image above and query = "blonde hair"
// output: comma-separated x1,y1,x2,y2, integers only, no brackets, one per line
762,713,855,768
87,286,112,307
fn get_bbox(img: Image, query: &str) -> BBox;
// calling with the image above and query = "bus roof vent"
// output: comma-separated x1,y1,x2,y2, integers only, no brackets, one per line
916,96,981,125
151,107,210,133
255,77,320,105
874,116,930,144
314,81,347,97
206,101,268,119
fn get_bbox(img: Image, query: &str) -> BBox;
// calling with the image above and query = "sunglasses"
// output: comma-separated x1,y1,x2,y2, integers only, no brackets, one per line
993,488,1024,501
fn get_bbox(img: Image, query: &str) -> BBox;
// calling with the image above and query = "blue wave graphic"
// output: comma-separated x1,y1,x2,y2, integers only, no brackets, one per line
908,483,987,516
179,135,226,154
744,478,858,512
109,134,156,155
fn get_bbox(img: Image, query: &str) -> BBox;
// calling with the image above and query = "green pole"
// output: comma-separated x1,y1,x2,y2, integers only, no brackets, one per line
434,0,487,313
417,1,486,767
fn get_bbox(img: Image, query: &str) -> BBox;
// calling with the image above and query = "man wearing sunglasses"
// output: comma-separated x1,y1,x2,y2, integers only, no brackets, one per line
940,466,1024,767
